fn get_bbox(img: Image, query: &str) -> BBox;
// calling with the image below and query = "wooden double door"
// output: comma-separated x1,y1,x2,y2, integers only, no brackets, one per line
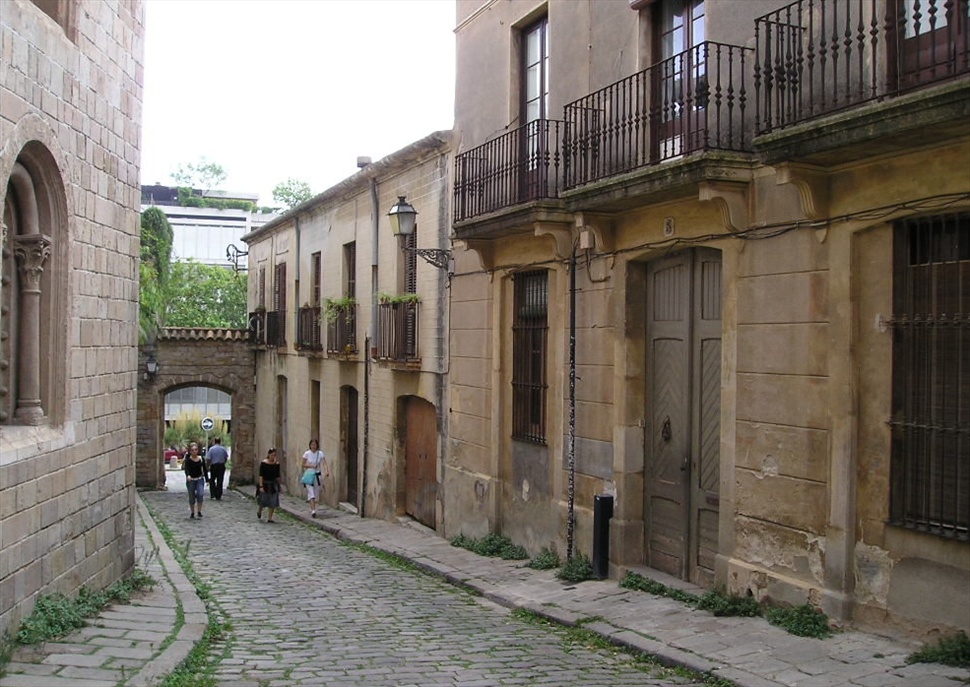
645,249,722,587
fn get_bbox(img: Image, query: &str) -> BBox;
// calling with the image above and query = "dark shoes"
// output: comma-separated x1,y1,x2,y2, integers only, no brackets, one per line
190,513,195,519
257,506,262,519
197,512,203,518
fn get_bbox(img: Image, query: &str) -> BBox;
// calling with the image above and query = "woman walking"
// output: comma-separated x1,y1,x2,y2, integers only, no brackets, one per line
257,448,281,523
301,439,329,518
183,443,209,519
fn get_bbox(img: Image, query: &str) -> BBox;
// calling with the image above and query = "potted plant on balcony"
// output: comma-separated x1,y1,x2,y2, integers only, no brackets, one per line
323,296,356,322
378,292,420,305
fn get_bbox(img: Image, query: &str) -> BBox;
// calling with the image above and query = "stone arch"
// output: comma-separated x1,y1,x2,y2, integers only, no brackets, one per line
137,328,256,489
0,115,73,427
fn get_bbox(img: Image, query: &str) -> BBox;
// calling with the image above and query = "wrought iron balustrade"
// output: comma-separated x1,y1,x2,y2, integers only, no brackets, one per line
375,301,419,362
755,0,970,133
296,305,322,351
248,310,266,345
326,305,357,355
564,41,752,189
453,119,564,223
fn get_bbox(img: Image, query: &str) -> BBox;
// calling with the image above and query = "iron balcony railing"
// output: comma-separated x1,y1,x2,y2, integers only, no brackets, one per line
375,301,419,362
453,118,564,223
296,305,322,352
564,41,753,189
248,310,266,345
755,0,970,133
326,304,357,355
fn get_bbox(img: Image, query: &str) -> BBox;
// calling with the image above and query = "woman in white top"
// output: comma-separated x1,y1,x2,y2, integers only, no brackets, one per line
302,439,328,518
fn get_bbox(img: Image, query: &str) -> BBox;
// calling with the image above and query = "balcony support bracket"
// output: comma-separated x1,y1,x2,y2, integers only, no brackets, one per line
775,163,830,221
458,239,496,275
534,221,574,260
699,180,750,234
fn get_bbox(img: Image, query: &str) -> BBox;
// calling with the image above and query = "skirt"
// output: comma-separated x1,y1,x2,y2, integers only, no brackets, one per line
258,488,280,508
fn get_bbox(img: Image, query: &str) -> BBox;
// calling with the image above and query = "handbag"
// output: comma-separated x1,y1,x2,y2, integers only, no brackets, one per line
300,468,317,485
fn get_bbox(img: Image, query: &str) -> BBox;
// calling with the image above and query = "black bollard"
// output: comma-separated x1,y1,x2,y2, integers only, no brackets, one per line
592,494,614,579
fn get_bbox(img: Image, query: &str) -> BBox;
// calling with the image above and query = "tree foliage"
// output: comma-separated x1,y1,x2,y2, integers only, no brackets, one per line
171,158,227,195
139,207,173,343
272,178,313,210
164,261,248,329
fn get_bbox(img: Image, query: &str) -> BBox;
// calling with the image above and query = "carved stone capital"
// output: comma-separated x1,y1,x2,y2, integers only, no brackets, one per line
12,234,52,290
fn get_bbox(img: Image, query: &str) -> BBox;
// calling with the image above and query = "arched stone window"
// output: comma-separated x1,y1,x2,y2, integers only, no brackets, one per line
1,143,68,426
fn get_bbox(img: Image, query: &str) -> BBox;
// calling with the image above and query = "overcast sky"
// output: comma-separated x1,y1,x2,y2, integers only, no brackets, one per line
140,0,456,206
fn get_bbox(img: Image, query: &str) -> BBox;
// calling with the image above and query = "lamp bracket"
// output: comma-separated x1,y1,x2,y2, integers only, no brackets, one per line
406,247,453,271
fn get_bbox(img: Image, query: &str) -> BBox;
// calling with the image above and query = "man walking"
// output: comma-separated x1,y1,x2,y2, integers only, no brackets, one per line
206,437,230,500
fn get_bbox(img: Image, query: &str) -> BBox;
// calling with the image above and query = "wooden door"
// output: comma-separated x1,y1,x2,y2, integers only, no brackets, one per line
405,397,438,528
645,249,721,584
340,386,358,508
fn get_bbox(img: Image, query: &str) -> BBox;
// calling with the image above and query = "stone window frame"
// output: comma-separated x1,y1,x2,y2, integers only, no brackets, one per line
29,0,78,42
1,137,70,430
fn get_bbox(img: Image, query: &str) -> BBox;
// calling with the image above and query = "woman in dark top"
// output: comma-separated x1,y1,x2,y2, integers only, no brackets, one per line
182,442,209,520
257,448,281,523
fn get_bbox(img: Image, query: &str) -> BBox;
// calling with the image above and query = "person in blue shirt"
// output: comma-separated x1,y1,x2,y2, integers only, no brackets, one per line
206,437,230,500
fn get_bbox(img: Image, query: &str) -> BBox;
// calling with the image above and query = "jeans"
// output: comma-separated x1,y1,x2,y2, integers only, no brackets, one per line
209,463,226,499
187,478,205,507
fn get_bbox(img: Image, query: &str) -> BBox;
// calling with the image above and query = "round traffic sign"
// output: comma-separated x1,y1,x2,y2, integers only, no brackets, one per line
201,417,215,432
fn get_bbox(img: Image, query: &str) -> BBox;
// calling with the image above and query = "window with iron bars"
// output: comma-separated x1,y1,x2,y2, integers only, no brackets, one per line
512,270,548,443
889,212,969,541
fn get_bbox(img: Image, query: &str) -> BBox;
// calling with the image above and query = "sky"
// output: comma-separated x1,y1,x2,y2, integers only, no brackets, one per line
140,0,456,206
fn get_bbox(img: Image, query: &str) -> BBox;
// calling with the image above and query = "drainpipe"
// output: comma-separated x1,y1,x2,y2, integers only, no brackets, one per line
566,243,577,560
361,177,380,516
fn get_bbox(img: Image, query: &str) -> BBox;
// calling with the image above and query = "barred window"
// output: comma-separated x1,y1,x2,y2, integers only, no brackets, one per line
889,212,970,540
512,270,548,443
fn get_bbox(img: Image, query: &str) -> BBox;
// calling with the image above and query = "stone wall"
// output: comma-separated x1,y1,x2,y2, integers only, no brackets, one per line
0,0,145,638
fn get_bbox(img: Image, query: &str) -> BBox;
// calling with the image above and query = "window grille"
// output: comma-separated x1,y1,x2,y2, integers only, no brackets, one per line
889,212,970,540
512,270,548,443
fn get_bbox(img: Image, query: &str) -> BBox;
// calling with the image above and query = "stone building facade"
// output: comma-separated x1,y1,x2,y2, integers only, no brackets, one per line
448,0,969,638
244,132,452,524
0,0,145,636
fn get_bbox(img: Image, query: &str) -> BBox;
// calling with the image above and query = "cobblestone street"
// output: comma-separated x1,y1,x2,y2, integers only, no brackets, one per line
142,488,708,687
144,492,702,687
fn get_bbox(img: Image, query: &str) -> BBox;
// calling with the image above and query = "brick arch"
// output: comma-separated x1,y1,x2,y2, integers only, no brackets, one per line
136,328,256,489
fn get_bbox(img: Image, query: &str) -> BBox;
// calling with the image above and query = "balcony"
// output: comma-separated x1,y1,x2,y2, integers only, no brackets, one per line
248,310,266,345
755,0,970,134
325,303,357,355
564,41,753,189
296,305,323,352
453,119,564,223
375,301,419,363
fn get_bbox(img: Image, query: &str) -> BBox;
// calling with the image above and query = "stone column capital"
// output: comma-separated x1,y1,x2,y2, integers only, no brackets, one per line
12,233,52,290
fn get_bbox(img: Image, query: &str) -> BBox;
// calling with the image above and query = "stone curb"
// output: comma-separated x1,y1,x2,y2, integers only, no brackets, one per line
126,494,207,687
